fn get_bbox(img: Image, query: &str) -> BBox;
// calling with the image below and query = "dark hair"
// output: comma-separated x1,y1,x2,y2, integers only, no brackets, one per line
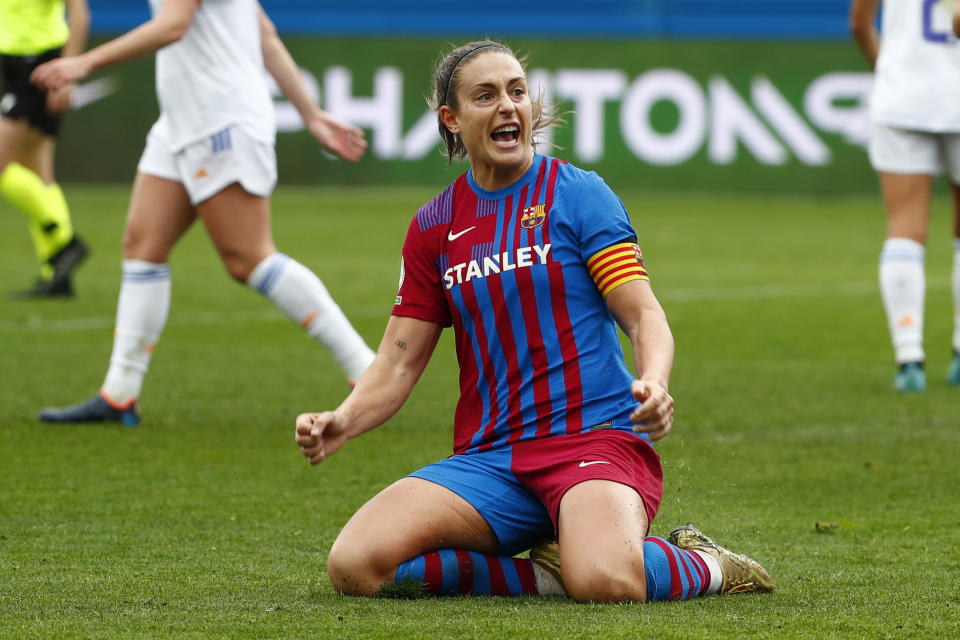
429,39,564,164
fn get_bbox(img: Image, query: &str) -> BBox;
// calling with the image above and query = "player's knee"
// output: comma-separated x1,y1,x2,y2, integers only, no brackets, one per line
327,540,369,596
121,225,146,257
327,535,393,597
564,565,648,603
220,252,255,283
121,228,170,264
221,246,276,283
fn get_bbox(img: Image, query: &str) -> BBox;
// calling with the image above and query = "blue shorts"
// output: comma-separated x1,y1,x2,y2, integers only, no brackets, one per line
409,429,663,557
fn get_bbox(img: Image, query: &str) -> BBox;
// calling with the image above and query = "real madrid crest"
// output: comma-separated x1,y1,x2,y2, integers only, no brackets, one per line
520,203,546,229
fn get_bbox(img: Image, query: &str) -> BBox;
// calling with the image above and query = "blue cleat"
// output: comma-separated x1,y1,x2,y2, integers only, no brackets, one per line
40,392,140,427
948,352,960,386
893,362,926,393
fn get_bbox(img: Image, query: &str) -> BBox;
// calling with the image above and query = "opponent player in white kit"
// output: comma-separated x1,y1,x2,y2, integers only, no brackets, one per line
31,0,375,425
850,0,960,391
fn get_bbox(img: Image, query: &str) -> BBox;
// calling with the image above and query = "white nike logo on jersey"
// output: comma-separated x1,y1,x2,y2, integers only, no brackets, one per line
447,226,476,241
578,461,611,467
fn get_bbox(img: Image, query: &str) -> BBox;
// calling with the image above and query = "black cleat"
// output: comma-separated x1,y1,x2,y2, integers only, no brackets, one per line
40,393,140,427
47,234,89,289
8,276,74,299
8,234,88,299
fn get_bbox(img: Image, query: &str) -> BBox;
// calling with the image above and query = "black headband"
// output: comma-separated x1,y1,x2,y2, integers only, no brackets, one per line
442,43,510,106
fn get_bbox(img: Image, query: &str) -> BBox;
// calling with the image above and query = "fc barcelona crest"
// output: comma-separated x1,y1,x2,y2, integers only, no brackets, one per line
520,203,546,229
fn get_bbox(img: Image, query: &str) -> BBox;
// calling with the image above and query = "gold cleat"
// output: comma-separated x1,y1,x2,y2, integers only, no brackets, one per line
668,524,774,594
529,539,564,590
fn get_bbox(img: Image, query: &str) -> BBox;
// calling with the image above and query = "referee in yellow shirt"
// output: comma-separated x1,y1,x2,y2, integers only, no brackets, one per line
1,0,89,297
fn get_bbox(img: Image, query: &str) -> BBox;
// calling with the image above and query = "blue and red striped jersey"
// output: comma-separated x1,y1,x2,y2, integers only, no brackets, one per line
393,154,648,455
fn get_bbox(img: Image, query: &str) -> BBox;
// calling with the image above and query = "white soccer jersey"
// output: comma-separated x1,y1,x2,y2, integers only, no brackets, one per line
147,0,275,151
871,0,960,132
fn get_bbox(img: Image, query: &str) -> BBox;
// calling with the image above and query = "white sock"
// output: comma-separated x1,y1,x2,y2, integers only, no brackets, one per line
247,253,375,382
952,239,960,352
531,563,565,596
879,238,925,364
692,550,723,596
101,260,171,406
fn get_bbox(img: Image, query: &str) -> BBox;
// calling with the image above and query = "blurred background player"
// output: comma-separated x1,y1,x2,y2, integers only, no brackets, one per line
295,40,773,602
0,0,90,297
850,0,960,391
32,0,375,425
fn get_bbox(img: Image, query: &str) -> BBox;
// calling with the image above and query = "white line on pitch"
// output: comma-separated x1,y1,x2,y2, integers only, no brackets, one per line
658,277,948,303
660,280,867,302
0,278,949,334
0,306,390,334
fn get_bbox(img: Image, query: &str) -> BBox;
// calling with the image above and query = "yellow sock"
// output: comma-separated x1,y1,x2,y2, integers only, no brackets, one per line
0,163,73,266
27,222,56,280
46,182,74,244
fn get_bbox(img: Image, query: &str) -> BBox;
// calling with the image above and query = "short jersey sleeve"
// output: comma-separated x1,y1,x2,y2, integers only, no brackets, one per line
572,172,649,297
574,171,638,259
391,215,453,327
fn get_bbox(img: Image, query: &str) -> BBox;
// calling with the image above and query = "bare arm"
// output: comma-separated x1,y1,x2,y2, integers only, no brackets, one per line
850,0,881,68
61,0,90,58
605,279,675,441
955,0,960,37
295,316,443,464
32,0,198,91
258,5,367,162
45,0,91,113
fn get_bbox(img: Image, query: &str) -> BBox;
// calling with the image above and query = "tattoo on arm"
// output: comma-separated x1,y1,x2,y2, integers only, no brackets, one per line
394,339,407,350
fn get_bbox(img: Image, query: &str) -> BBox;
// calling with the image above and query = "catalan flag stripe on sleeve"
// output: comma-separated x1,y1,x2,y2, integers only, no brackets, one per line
587,242,649,297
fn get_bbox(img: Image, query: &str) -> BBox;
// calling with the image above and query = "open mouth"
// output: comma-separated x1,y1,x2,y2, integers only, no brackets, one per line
490,125,520,145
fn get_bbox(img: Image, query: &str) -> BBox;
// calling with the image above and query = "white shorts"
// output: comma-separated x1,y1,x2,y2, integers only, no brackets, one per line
869,124,960,184
137,124,278,205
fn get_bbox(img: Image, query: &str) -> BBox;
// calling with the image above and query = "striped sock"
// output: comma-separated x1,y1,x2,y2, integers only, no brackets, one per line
101,260,171,405
643,537,715,600
952,239,960,352
394,540,716,600
879,238,926,364
246,252,374,382
394,550,538,596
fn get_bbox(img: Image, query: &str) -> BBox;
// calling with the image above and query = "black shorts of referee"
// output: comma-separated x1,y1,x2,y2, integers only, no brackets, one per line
0,47,63,137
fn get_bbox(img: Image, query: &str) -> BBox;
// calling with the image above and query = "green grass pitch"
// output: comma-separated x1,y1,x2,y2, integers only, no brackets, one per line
1,184,958,639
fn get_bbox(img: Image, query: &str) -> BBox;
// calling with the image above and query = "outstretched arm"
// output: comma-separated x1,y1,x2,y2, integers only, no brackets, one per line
32,0,198,91
295,316,442,464
605,279,675,441
849,0,881,68
258,4,367,162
